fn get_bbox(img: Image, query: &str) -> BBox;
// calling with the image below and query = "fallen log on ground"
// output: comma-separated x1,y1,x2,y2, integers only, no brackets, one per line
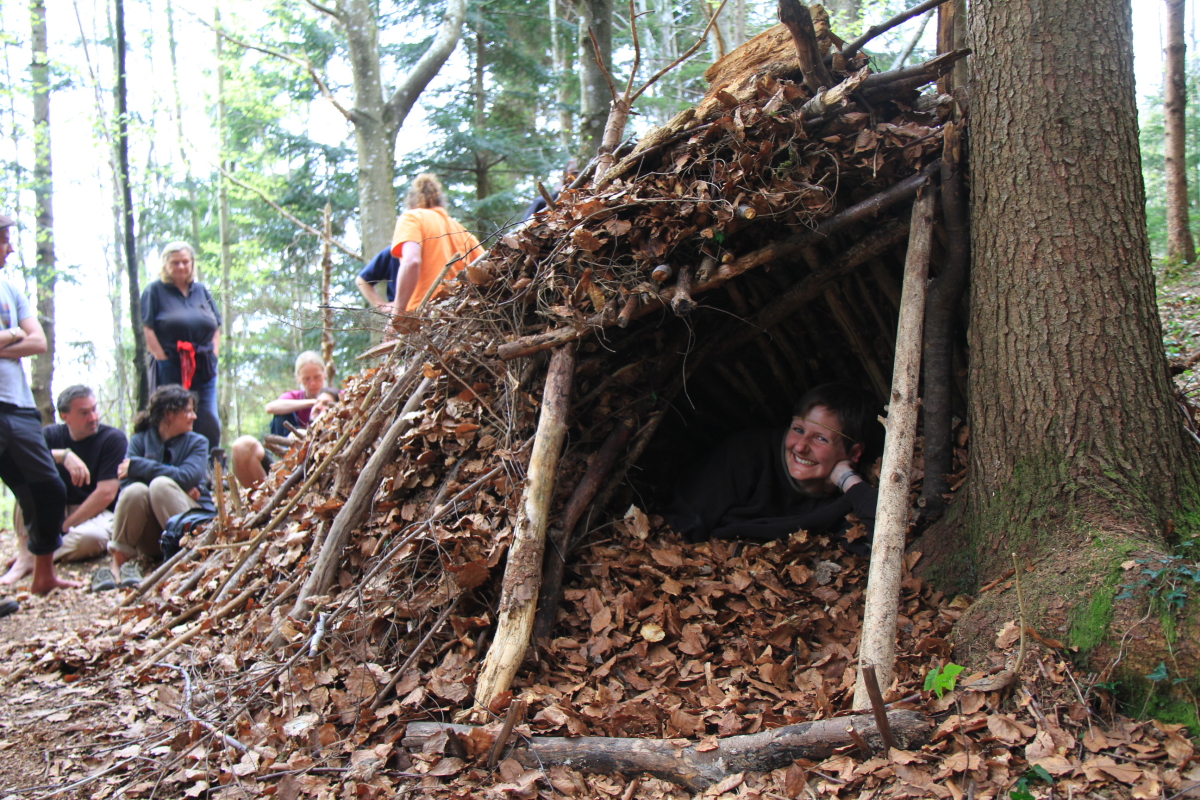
404,709,931,792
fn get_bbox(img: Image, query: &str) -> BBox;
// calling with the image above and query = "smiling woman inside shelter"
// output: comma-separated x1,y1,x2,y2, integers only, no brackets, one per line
663,383,880,554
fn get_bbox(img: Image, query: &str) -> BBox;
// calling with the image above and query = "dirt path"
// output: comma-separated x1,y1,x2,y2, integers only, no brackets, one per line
0,555,128,798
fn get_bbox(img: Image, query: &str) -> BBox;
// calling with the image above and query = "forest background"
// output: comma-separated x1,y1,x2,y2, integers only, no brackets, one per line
0,0,1178,447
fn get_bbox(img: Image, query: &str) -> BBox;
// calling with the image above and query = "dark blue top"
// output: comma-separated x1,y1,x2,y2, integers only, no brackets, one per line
122,427,214,511
358,247,401,302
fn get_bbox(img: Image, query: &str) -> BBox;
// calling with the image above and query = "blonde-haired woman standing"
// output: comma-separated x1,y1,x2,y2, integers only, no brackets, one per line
141,242,222,452
389,174,483,326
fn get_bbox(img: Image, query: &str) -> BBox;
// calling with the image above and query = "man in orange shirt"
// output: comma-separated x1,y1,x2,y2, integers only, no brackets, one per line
389,174,483,329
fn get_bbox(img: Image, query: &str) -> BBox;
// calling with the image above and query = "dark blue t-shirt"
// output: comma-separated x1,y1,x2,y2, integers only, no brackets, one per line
358,247,401,302
141,280,221,382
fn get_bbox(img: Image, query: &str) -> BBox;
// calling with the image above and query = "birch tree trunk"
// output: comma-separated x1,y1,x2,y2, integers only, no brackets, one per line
1165,0,1195,264
29,0,55,424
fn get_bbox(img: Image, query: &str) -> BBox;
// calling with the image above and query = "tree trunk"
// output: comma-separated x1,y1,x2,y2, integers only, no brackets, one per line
216,5,234,446
1164,0,1195,264
577,0,612,161
922,0,1200,693
166,0,202,279
29,0,55,425
336,0,465,256
550,0,574,150
823,0,860,30
115,0,148,410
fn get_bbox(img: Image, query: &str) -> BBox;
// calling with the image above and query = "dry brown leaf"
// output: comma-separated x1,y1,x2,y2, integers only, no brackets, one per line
987,714,1035,744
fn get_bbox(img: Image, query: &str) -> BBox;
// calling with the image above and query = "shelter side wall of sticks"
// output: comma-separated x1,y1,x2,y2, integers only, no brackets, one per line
106,3,969,774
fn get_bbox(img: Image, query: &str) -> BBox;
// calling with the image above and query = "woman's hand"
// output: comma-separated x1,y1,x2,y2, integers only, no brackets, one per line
117,459,129,480
830,460,862,493
187,486,201,501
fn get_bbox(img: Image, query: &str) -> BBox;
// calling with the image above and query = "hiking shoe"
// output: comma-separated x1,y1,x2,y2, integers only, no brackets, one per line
0,598,18,618
118,562,143,589
91,567,117,592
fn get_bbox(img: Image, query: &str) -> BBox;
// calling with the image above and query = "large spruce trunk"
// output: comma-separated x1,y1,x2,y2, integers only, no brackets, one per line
920,0,1200,700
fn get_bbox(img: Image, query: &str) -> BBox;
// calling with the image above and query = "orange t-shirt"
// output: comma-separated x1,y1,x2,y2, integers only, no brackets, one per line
389,208,483,311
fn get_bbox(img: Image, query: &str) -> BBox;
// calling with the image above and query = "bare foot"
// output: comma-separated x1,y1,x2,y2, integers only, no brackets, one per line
29,574,82,594
29,555,82,595
0,558,33,585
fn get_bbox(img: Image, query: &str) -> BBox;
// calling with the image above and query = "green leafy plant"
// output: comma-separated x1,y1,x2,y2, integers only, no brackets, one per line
923,662,964,698
1010,765,1053,799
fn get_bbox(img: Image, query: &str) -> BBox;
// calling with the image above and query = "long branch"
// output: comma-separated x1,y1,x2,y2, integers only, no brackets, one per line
192,15,352,120
218,167,362,261
839,0,949,61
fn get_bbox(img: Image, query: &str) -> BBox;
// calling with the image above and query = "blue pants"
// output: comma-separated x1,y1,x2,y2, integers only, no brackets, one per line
0,405,65,556
154,359,221,452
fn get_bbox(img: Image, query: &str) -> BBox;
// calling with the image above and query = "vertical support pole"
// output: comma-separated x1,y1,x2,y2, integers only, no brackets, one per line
474,342,576,714
321,203,335,383
853,184,937,710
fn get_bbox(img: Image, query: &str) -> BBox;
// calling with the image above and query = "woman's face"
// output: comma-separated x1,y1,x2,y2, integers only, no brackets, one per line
297,362,325,398
166,250,194,284
160,401,197,439
783,405,861,492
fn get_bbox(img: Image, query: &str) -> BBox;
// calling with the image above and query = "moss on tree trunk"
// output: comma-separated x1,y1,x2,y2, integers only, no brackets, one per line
916,0,1200,710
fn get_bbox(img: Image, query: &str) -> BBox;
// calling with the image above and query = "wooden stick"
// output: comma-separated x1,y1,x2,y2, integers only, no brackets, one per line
533,418,634,643
670,265,696,315
369,593,463,710
778,0,834,93
321,202,335,377
136,579,266,673
858,49,969,90
838,0,949,61
853,185,937,711
242,462,305,530
920,125,969,518
487,699,526,770
120,528,215,607
404,710,931,792
536,181,557,211
497,162,940,361
617,294,640,328
474,343,577,714
213,459,229,534
287,376,436,628
861,665,898,751
334,359,423,495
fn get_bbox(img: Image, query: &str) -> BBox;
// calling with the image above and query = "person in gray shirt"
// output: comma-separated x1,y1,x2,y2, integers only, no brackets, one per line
0,213,79,597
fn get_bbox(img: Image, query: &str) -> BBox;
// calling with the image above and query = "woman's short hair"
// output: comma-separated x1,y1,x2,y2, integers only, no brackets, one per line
404,173,445,210
133,384,196,433
792,383,879,454
294,351,325,375
158,241,196,284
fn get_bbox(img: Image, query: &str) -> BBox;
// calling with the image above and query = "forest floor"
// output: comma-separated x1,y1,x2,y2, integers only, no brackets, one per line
0,275,1198,798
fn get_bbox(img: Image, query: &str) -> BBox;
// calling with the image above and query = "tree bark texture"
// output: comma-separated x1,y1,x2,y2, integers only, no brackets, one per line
965,0,1196,581
216,9,234,446
405,710,931,791
30,0,55,425
475,343,576,713
853,188,935,711
115,0,148,410
336,0,465,256
1164,0,1195,264
577,0,613,161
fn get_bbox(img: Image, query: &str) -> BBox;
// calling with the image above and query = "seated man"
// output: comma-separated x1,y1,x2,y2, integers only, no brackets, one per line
230,370,339,490
664,383,880,554
1,385,126,584
92,384,212,591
